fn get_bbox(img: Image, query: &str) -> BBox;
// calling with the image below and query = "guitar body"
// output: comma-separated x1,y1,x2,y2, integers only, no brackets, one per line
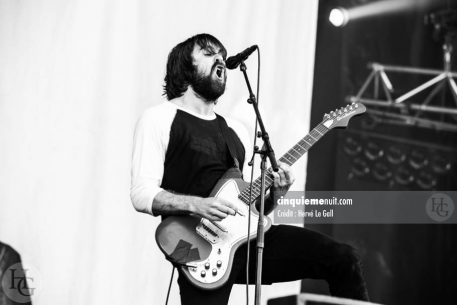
155,168,272,290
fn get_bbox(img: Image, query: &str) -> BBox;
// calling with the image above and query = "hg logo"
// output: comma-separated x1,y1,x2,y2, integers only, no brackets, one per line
9,268,35,296
426,193,455,222
1,263,36,303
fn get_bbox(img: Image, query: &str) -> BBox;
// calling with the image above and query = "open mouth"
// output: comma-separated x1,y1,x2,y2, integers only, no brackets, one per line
215,65,225,79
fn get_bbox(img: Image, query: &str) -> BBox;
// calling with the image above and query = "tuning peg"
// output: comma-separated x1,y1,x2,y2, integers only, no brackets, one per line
355,104,359,108
338,109,342,115
330,111,335,117
324,113,331,118
343,107,348,112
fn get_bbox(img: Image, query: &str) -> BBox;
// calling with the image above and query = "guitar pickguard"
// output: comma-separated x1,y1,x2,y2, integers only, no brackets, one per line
185,178,269,289
155,177,271,290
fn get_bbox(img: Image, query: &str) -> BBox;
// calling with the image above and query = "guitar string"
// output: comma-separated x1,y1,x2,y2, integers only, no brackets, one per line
238,136,316,203
237,123,329,204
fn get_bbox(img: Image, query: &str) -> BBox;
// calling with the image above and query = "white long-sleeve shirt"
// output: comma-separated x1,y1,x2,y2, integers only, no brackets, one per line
130,102,250,215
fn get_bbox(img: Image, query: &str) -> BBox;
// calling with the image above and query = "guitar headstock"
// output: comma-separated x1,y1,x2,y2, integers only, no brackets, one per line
321,102,366,129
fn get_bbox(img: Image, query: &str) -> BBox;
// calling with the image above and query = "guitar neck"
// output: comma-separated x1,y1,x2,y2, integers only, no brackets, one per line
238,122,329,204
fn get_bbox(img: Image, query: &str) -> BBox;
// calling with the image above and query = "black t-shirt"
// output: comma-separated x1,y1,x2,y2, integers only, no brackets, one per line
160,110,245,197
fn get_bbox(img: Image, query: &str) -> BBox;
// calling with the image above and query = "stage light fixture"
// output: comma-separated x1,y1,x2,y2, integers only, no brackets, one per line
329,7,349,27
329,0,432,28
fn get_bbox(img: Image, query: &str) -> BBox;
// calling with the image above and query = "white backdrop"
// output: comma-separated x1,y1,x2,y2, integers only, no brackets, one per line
0,0,318,304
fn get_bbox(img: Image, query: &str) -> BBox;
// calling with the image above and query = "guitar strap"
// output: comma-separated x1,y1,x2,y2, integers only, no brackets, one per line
216,115,240,170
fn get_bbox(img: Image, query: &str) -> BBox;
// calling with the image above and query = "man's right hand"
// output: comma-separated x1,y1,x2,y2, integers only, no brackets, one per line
191,197,238,222
150,191,240,221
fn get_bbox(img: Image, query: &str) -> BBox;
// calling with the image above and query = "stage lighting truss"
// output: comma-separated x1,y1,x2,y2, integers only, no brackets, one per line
348,11,457,133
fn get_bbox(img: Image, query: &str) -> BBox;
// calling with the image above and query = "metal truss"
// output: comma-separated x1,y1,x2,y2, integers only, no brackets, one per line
348,42,457,132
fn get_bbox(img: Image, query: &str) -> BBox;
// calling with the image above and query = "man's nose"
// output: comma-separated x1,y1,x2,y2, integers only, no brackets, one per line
214,55,224,65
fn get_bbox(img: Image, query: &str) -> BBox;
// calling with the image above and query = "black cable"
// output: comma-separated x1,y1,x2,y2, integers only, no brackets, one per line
165,266,175,305
245,47,261,305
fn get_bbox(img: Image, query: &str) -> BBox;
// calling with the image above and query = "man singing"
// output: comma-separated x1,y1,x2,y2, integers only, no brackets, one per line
131,33,368,305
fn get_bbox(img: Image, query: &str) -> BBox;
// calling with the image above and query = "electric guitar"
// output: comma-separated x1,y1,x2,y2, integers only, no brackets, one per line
155,102,366,290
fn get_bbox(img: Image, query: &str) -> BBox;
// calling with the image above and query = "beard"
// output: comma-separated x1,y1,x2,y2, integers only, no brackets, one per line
190,65,226,102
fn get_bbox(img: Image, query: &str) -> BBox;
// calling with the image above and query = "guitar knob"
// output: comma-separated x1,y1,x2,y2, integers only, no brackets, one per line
205,262,210,269
212,268,217,276
217,260,222,268
201,270,206,277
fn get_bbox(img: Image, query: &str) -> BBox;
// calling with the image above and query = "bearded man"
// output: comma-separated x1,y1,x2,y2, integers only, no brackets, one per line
131,33,368,305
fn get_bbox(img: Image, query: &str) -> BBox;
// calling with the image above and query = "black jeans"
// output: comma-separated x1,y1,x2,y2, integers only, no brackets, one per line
177,225,369,305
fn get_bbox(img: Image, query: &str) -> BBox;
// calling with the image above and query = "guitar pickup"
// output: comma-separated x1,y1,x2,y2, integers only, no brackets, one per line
211,221,228,232
196,219,224,244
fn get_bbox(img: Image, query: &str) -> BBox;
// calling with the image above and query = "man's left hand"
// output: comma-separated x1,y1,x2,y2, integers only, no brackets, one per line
271,161,295,196
255,161,295,215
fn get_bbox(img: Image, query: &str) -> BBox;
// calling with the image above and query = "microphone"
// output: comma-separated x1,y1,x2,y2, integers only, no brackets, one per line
225,45,258,70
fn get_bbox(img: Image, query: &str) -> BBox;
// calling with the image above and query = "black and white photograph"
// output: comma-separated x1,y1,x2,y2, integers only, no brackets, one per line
0,0,456,305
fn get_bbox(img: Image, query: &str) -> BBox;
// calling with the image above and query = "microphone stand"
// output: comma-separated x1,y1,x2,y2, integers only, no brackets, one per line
238,60,279,305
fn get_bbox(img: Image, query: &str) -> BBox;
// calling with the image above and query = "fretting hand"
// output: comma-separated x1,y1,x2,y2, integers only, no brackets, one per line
271,161,295,197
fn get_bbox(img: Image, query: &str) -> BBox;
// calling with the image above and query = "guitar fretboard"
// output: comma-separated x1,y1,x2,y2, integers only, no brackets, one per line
238,122,329,205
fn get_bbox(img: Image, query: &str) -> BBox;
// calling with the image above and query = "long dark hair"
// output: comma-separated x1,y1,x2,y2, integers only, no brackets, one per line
163,34,227,100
